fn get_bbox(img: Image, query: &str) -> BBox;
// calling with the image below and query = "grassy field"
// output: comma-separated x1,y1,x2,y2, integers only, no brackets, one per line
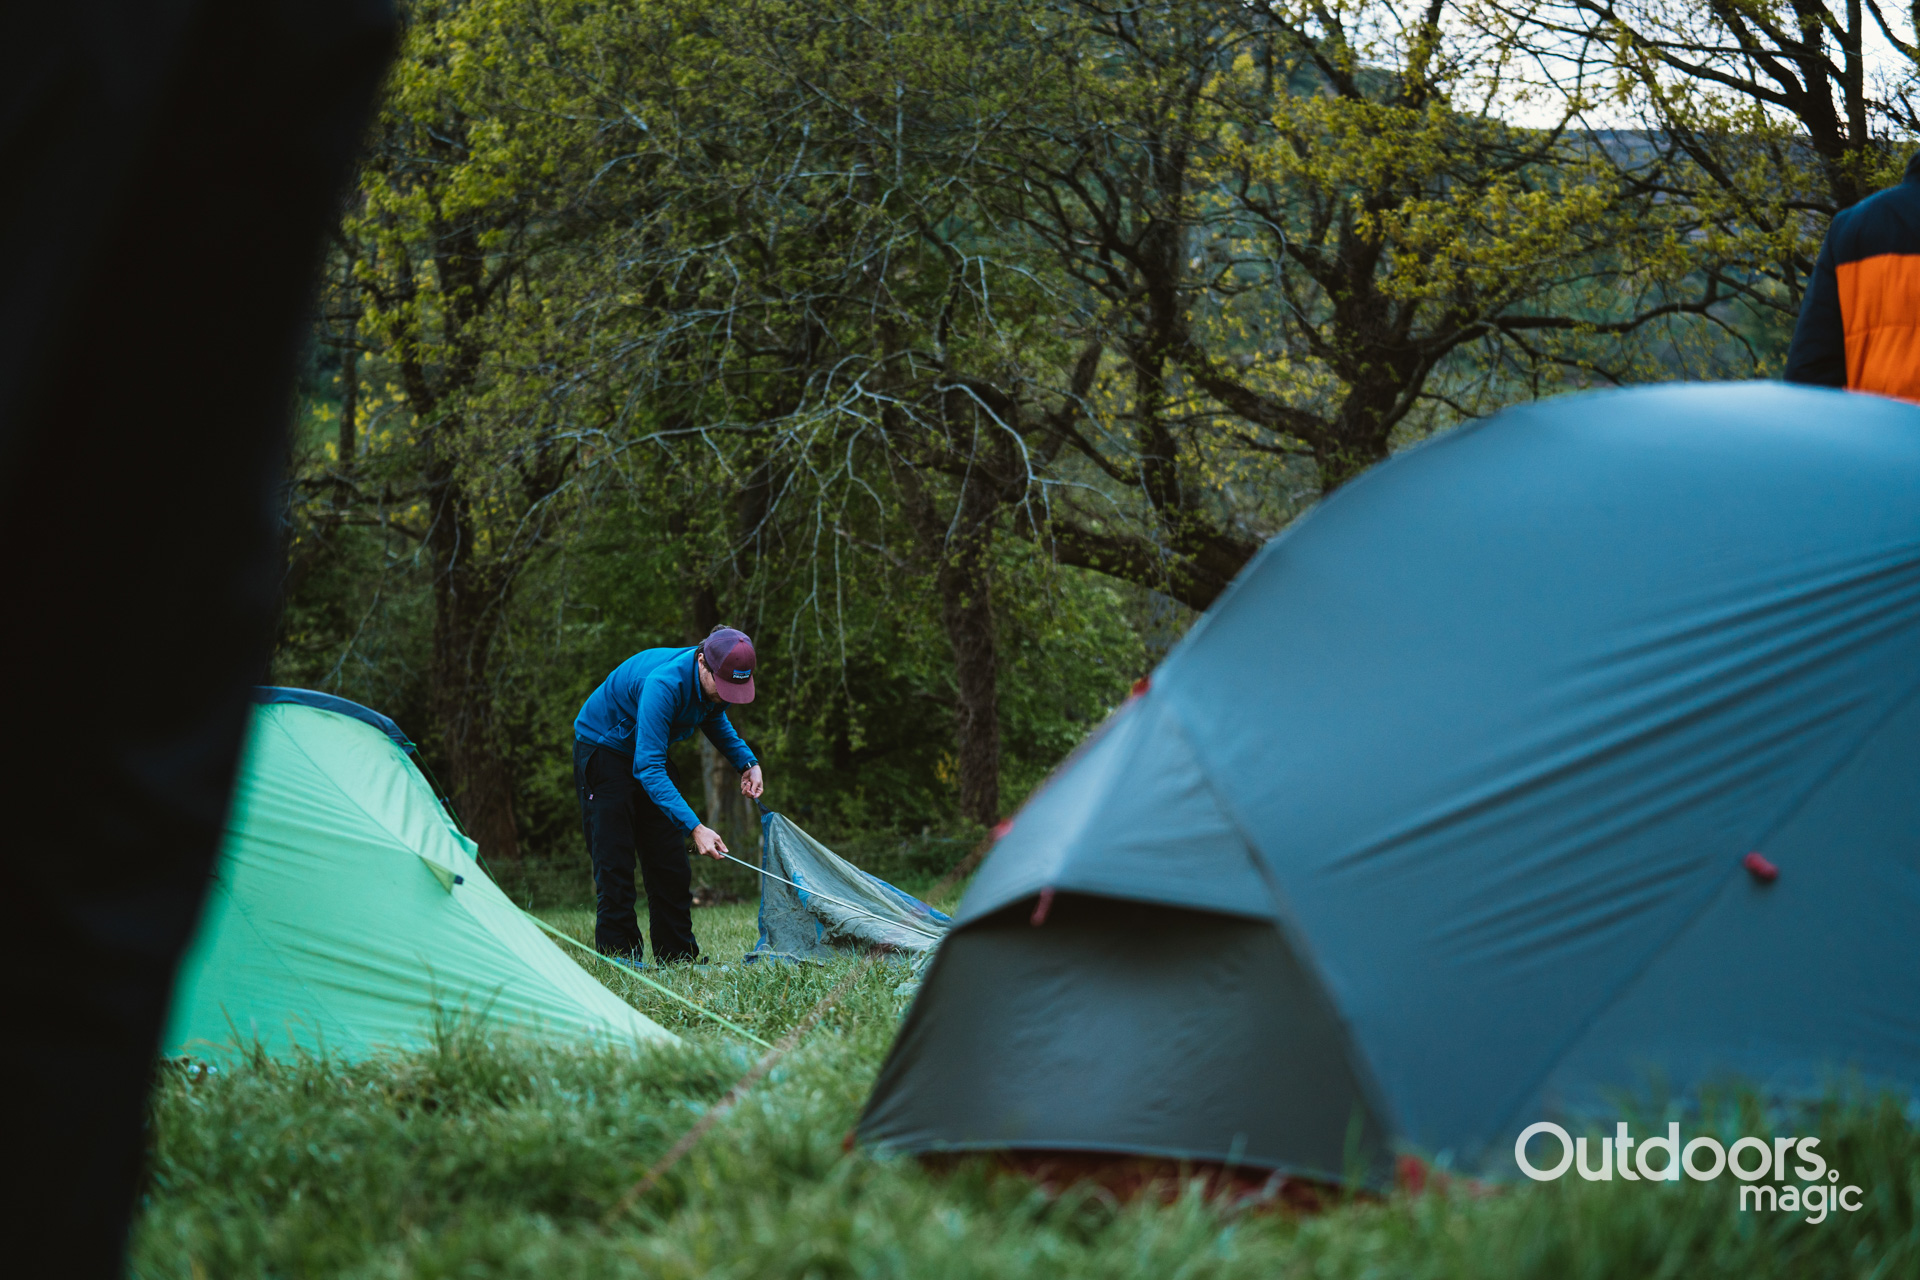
131,896,1920,1278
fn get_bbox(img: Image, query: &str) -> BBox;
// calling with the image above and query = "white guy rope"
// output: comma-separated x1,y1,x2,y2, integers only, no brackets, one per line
714,849,944,944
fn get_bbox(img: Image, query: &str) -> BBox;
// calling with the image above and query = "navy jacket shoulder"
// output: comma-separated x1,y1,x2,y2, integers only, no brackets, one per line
1785,152,1920,388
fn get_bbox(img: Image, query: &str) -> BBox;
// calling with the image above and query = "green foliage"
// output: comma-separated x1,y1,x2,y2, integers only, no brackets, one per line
278,0,1892,866
1482,0,1920,370
276,0,1169,855
133,905,1920,1276
170,8,1920,1272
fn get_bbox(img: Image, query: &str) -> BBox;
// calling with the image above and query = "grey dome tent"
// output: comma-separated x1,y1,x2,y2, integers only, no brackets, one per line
858,383,1920,1182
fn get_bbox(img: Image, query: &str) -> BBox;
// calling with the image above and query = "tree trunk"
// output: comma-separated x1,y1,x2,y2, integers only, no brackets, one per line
896,382,1009,827
426,470,522,864
686,564,757,854
699,735,758,856
941,532,1002,827
1312,429,1392,494
430,589,521,863
1311,270,1410,493
338,322,357,465
925,473,1003,828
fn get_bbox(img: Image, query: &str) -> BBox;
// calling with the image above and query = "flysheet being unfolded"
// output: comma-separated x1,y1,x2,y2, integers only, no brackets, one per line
746,811,950,963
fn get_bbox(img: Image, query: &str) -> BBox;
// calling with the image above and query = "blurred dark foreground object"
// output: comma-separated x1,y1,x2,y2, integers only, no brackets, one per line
0,2,394,1273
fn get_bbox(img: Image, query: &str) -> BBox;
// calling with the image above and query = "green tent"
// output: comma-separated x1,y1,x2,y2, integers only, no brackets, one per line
163,691,673,1061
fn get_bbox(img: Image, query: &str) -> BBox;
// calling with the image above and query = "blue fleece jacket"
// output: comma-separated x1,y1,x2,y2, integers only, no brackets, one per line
573,646,757,831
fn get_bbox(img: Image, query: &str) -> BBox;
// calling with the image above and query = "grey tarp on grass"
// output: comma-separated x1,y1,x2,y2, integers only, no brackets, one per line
858,383,1920,1183
746,810,950,963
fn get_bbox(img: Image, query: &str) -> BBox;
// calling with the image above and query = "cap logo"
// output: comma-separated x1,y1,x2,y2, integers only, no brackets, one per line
730,667,752,681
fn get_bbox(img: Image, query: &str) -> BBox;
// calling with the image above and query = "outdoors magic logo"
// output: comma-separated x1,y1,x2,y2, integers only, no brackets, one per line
1515,1122,1865,1223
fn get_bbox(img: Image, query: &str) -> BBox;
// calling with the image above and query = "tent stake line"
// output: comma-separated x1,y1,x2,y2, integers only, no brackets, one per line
716,849,943,943
526,914,774,1049
604,951,883,1225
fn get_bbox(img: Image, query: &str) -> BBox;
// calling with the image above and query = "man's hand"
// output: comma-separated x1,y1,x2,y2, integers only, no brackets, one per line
691,824,729,860
740,764,764,799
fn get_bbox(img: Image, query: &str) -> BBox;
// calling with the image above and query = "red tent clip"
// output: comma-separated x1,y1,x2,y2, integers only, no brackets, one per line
1130,675,1152,698
1743,851,1779,884
1030,886,1055,926
991,817,1014,840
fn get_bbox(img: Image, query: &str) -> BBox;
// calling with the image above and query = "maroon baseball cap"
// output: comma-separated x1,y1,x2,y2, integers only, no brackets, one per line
701,628,757,704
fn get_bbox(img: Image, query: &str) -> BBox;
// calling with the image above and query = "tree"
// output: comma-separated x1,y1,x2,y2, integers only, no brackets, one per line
1491,0,1920,347
300,0,624,859
520,0,1102,825
548,0,1723,825
277,0,1773,852
941,0,1729,611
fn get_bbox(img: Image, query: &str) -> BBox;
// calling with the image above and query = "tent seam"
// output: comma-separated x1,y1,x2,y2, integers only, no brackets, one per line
1157,698,1405,1145
268,705,471,883
1481,672,1920,1144
860,1137,1371,1186
256,707,666,1041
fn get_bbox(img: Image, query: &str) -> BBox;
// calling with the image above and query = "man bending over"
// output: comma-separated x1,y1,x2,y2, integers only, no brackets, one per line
573,627,763,965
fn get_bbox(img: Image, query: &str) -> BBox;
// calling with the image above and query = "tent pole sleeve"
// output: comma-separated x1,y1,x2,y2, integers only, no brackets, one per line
524,912,775,1049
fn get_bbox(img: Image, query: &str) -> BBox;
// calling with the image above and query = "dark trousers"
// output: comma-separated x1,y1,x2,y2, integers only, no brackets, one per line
0,2,395,1273
574,742,701,962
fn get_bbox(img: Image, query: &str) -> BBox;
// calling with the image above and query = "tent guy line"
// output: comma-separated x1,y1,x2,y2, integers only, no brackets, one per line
604,950,884,1225
745,812,951,965
525,913,775,1049
716,848,944,943
166,694,949,1066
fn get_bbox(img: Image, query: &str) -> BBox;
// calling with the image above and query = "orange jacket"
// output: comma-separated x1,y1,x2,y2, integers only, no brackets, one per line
1785,154,1920,401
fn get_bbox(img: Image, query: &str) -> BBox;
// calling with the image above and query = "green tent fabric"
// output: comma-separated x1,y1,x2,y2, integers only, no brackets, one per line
163,699,674,1061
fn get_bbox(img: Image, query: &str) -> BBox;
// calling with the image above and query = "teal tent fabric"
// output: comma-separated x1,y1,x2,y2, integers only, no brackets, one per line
164,699,673,1061
253,685,414,753
746,811,949,963
860,383,1920,1182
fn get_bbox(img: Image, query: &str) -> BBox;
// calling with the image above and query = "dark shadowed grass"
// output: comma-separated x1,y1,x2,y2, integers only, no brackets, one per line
131,903,1920,1278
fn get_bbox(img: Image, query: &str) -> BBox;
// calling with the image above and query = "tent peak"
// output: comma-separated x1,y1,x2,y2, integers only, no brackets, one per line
253,686,414,754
